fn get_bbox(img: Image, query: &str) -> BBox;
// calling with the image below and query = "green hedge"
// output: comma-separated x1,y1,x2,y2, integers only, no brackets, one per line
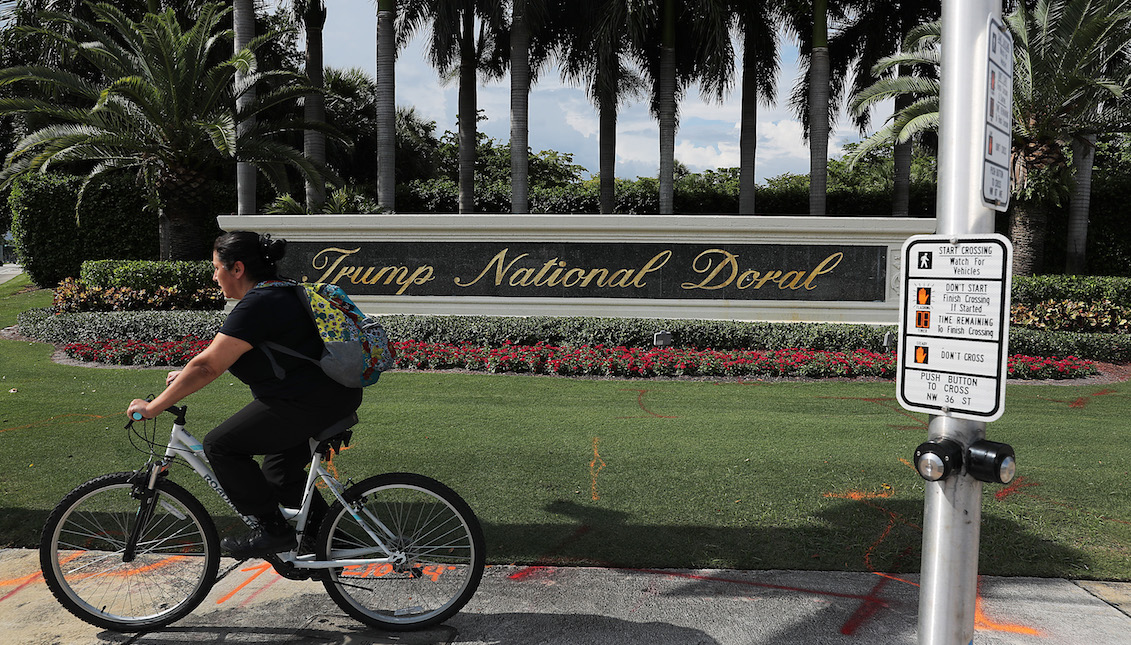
8,173,155,287
9,174,82,286
380,315,895,352
1012,275,1131,306
16,308,225,344
80,260,214,291
22,308,1130,364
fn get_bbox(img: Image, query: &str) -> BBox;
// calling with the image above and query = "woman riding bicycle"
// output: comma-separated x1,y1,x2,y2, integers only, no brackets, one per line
126,231,362,559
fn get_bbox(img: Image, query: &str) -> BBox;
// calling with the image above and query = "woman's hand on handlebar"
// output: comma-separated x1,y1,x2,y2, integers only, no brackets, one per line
126,399,154,421
165,370,182,387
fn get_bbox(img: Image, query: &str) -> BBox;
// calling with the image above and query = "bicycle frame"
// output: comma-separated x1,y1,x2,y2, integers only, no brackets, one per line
150,411,402,572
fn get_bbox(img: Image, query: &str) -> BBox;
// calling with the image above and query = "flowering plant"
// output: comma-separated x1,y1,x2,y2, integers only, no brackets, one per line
62,337,1099,380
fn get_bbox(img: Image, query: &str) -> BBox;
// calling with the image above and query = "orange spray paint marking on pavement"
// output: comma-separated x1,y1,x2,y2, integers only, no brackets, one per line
975,587,1044,636
590,437,606,501
217,561,274,605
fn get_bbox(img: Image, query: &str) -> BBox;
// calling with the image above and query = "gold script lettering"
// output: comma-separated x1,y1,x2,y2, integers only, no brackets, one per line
681,249,739,290
454,248,530,287
309,247,361,283
802,253,843,290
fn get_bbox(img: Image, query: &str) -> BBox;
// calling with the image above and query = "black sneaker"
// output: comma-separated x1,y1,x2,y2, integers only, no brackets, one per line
221,525,297,560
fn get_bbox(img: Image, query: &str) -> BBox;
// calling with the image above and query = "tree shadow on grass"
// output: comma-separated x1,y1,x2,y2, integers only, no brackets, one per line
483,498,1093,579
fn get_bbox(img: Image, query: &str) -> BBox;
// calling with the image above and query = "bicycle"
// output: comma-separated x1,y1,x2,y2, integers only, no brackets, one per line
38,403,486,633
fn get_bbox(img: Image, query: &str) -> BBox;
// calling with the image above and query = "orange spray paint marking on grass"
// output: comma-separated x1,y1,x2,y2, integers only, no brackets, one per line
616,389,678,419
590,437,606,501
1,413,113,434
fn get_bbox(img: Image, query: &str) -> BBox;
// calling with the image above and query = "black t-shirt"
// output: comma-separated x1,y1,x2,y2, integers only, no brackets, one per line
219,285,342,399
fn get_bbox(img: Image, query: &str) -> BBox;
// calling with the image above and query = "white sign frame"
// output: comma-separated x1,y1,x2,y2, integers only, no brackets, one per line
896,234,1013,421
982,15,1013,211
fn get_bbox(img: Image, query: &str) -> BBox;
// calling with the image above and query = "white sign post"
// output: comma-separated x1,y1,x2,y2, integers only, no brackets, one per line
897,235,1012,421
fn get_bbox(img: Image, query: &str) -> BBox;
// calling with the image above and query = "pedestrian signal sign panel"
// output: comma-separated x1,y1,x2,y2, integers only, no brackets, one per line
897,234,1012,421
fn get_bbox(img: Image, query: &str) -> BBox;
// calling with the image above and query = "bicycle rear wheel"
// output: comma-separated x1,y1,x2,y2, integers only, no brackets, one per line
39,472,220,631
319,473,485,630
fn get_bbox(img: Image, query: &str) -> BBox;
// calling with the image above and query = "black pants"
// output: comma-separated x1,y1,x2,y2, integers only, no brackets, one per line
203,391,362,518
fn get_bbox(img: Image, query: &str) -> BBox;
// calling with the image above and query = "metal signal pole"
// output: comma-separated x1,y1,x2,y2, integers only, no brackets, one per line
918,1,1006,644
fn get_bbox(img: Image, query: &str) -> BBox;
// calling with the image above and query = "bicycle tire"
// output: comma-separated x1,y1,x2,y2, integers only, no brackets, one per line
318,473,485,630
39,472,220,632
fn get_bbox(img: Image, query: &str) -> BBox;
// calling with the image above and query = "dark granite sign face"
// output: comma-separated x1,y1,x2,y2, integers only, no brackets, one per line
278,241,888,302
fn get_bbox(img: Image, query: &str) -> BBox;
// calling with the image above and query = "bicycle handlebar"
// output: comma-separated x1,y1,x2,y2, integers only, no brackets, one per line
125,404,188,428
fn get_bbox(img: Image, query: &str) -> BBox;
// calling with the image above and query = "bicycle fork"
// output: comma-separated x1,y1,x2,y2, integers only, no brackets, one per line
123,461,170,563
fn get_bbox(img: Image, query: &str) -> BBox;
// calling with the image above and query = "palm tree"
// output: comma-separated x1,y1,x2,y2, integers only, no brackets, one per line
831,0,939,217
1007,0,1131,275
850,1,1131,275
234,0,256,215
846,20,941,217
375,0,396,211
730,0,780,214
628,0,732,214
293,0,328,212
398,0,507,214
0,2,338,259
555,0,645,214
508,0,555,214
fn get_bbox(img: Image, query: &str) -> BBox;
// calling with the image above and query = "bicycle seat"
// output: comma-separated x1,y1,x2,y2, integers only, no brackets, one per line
310,413,358,456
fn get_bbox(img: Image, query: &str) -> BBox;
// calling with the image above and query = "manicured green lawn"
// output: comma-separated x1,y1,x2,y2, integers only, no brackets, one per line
2,275,1128,580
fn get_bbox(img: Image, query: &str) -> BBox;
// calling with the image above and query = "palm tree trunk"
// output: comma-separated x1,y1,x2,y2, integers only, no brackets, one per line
739,31,757,215
510,0,530,214
303,1,327,213
234,0,256,215
892,81,913,217
658,0,676,215
599,86,617,214
1066,135,1096,274
1009,201,1048,276
457,4,476,214
808,0,829,217
376,0,396,212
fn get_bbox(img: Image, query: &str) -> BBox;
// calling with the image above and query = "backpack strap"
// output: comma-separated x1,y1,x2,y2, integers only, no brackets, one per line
256,283,321,381
260,341,318,380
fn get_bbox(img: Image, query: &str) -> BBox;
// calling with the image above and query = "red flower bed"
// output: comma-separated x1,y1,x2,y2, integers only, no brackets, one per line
63,337,211,366
63,337,1099,380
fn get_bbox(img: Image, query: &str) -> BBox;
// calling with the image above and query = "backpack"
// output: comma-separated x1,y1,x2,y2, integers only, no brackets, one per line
257,281,394,387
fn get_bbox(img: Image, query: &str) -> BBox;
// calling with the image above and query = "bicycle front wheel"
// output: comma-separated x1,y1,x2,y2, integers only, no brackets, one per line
39,472,220,631
319,473,485,630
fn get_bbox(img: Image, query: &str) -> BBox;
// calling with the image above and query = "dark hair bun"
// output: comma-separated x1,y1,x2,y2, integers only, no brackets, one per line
260,234,287,263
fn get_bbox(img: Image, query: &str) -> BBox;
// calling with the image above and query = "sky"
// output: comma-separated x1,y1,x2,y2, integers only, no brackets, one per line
311,0,890,184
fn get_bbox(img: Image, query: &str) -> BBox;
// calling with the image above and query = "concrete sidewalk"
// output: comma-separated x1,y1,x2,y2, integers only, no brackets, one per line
0,264,22,286
2,548,1128,644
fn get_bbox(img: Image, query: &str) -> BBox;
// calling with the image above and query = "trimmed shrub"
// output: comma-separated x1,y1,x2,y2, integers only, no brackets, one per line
9,173,82,286
76,174,155,261
1011,300,1130,334
1012,275,1131,306
52,277,224,312
8,173,157,287
17,308,226,344
80,260,214,291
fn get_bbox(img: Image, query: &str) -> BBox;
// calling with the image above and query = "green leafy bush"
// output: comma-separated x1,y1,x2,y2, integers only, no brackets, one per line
80,260,214,291
8,173,156,287
53,277,224,312
1012,275,1131,306
1011,300,1130,333
9,174,83,286
17,308,225,344
1008,327,1131,363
